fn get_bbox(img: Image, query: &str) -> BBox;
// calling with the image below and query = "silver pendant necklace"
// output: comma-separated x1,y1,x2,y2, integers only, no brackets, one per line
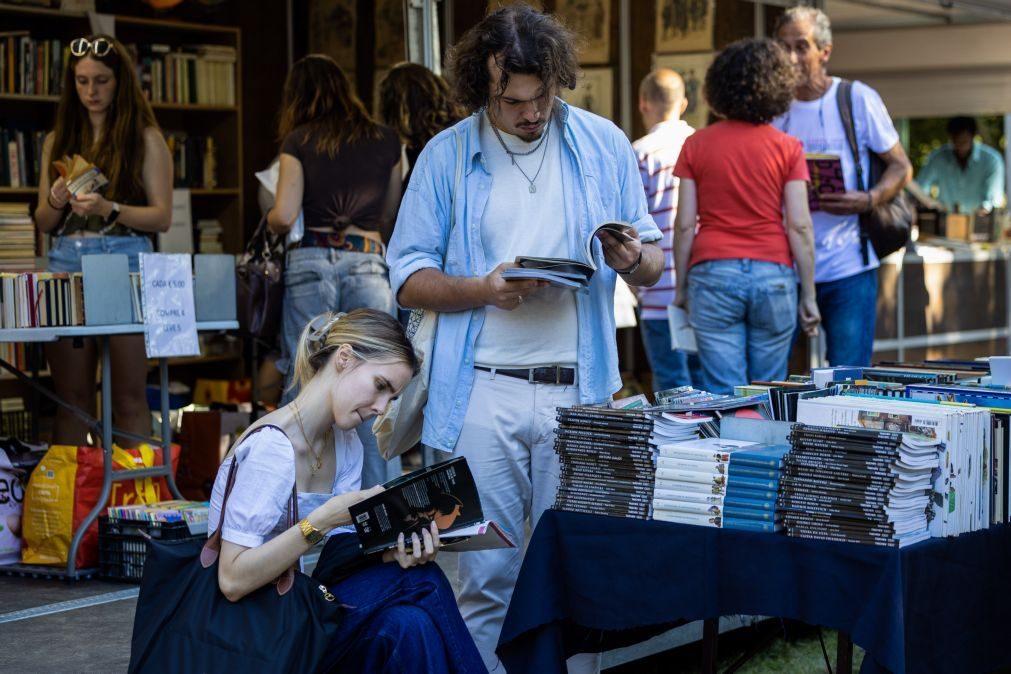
490,120,551,194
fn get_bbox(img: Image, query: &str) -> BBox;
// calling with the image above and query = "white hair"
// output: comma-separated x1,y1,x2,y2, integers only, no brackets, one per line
779,6,833,48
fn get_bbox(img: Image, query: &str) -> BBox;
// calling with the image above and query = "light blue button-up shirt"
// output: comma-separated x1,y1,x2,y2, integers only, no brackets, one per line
916,141,1006,212
386,100,662,452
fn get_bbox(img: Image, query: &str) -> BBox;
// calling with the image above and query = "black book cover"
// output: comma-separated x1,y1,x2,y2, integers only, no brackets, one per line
556,410,655,433
555,425,654,444
349,457,483,555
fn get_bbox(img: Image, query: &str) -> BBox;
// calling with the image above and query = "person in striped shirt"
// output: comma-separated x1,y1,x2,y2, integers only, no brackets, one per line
633,68,698,392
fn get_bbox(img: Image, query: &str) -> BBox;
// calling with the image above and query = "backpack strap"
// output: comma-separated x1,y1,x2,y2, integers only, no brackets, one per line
836,79,871,267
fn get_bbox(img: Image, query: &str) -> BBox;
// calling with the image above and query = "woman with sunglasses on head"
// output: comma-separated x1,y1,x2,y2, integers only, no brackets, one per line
267,54,403,489
203,308,484,672
33,34,173,447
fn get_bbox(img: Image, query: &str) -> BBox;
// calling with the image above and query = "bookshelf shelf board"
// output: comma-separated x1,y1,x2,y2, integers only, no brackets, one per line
0,3,84,19
0,93,59,103
0,187,37,195
0,369,50,380
114,14,239,36
189,188,240,196
150,102,238,112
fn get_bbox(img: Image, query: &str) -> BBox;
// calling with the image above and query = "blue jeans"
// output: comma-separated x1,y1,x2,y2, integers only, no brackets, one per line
317,562,486,674
816,268,878,367
278,246,400,487
686,259,797,395
47,235,152,273
639,317,697,392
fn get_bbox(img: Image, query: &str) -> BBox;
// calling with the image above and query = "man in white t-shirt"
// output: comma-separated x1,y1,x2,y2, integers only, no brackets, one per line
632,68,697,391
387,7,663,671
773,6,912,367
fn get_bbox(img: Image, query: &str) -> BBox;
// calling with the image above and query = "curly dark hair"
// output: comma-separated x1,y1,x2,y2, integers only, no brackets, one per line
704,38,797,125
379,63,465,149
447,5,579,112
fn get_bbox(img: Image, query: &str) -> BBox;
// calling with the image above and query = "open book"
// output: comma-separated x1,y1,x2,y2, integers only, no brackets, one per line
805,154,846,212
501,221,636,289
348,457,516,554
53,154,108,196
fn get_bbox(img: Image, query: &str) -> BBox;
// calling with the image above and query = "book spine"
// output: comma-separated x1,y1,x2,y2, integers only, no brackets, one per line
723,517,782,533
727,464,780,480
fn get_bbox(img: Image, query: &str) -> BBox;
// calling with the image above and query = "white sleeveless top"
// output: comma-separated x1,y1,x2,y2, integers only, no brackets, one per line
207,425,363,548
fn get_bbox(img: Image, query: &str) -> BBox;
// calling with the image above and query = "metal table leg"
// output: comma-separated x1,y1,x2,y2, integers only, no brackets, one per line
159,357,183,499
65,335,115,578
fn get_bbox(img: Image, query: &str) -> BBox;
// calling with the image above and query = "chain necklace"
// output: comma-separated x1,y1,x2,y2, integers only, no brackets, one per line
490,119,551,194
291,401,324,474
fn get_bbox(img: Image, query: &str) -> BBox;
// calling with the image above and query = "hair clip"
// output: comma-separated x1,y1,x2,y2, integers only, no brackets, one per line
306,312,345,355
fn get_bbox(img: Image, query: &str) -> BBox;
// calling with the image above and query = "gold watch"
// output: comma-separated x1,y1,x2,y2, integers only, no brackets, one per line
297,518,324,546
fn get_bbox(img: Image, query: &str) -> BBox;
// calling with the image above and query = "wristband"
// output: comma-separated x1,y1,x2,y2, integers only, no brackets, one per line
865,191,874,213
617,250,642,276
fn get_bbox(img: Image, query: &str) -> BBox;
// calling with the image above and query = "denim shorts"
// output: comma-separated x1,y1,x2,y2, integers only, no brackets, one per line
277,246,396,382
47,235,153,274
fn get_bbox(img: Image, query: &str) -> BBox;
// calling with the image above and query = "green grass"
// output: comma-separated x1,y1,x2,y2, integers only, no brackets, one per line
605,621,865,674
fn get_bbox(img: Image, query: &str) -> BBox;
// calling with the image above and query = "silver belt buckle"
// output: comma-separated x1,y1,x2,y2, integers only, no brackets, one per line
555,366,563,385
528,368,536,383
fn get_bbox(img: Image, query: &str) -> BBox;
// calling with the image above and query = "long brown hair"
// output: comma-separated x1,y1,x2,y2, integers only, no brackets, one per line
378,63,464,150
277,54,382,156
49,34,158,204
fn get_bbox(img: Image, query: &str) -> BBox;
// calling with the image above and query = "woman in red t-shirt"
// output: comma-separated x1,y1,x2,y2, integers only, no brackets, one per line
673,38,820,394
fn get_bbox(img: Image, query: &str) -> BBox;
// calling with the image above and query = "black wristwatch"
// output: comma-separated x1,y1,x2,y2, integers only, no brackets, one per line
105,201,121,225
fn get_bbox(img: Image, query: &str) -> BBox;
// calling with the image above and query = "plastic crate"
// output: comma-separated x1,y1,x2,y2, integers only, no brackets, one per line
98,516,203,582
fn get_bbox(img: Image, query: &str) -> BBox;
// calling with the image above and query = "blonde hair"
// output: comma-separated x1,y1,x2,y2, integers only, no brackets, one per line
289,308,420,392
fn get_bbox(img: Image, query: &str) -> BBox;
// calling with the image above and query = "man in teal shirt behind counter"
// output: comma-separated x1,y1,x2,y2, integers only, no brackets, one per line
916,116,1005,213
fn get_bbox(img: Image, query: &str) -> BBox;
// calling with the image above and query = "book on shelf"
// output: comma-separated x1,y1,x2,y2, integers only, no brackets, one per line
0,33,64,98
0,270,87,328
501,221,636,289
128,42,236,106
348,457,514,555
805,154,846,212
0,203,36,273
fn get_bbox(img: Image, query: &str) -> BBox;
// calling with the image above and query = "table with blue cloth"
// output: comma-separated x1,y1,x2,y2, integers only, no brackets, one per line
496,509,1011,673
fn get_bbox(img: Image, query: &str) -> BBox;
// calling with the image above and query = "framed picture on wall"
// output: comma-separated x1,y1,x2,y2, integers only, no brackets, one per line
309,0,356,74
554,0,611,64
655,0,714,54
561,67,613,121
654,52,712,130
375,0,406,68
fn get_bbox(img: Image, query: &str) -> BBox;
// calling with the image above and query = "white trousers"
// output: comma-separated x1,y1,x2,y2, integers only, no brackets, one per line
438,368,599,673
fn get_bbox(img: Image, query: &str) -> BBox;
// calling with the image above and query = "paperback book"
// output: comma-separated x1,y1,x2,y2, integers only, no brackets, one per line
349,457,514,554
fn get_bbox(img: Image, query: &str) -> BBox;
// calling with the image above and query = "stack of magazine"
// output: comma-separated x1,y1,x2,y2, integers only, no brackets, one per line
797,395,991,538
652,438,788,531
553,406,656,519
781,424,941,547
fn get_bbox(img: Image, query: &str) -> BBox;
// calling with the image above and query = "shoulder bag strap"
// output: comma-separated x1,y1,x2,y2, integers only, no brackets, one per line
837,79,871,266
201,424,301,595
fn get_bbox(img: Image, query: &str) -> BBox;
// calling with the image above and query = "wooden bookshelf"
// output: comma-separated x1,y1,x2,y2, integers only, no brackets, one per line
0,4,244,254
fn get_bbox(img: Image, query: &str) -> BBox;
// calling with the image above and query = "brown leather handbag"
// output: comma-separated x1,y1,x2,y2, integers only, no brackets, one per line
236,216,284,340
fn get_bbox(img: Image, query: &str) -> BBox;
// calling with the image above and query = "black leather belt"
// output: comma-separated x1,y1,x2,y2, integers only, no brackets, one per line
475,365,576,385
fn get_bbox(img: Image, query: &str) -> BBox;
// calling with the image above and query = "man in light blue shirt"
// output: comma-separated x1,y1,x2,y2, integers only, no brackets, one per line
386,7,662,669
917,116,1005,213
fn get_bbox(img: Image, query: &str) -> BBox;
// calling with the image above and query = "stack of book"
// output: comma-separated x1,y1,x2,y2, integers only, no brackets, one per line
797,395,990,537
652,438,787,531
107,500,209,526
553,406,656,519
196,219,224,253
723,445,790,531
780,424,941,547
0,203,36,273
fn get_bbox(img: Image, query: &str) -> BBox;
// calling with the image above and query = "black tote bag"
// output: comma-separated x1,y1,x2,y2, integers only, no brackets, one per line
128,438,343,673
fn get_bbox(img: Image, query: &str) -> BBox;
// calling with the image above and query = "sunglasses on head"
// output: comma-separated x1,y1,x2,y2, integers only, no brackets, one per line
70,37,115,58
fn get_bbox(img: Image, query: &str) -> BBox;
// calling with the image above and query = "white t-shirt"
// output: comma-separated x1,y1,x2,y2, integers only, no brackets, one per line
207,424,363,548
474,112,578,369
772,77,900,284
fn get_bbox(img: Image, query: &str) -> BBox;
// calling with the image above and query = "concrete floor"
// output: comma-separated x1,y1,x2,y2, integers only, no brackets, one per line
0,550,724,673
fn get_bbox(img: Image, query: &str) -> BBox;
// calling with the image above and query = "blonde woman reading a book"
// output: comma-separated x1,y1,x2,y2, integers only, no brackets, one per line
33,34,173,447
205,308,484,672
